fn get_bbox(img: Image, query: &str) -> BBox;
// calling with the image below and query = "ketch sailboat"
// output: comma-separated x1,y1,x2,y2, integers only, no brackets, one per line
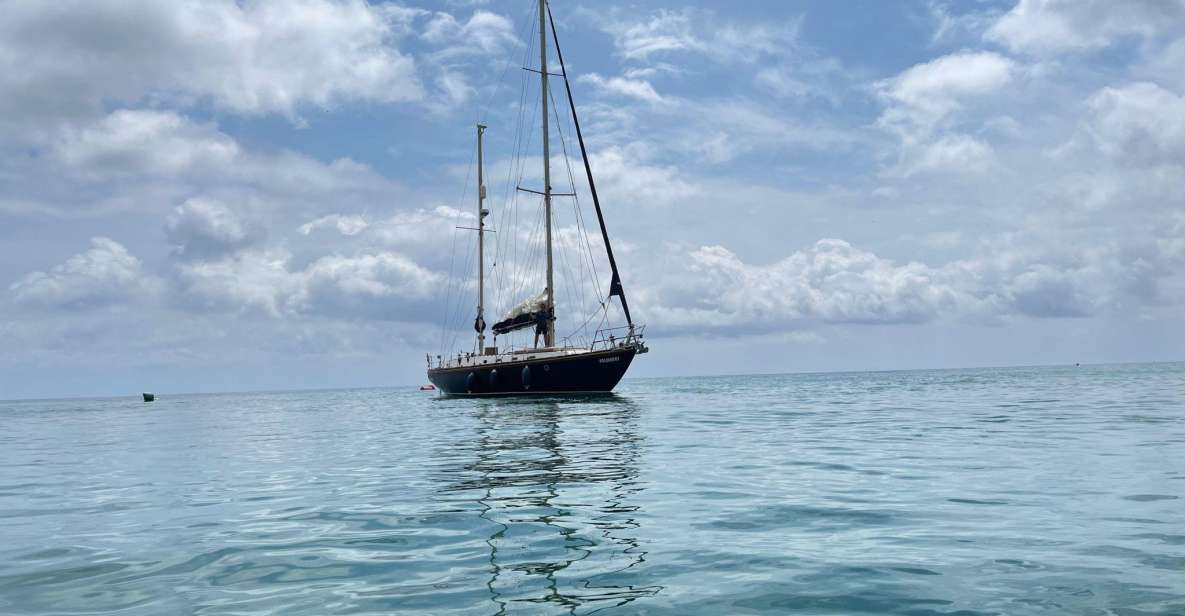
426,0,647,395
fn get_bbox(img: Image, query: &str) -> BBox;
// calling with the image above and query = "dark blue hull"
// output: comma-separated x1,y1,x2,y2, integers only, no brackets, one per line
427,347,637,396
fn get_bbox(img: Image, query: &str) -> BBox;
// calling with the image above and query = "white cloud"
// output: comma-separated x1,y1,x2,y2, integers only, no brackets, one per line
988,0,1185,55
877,51,1014,137
167,197,264,258
639,239,985,332
1007,264,1095,317
9,237,161,309
302,252,441,319
875,51,1014,177
422,9,518,57
299,214,370,237
579,74,664,104
368,206,471,251
608,9,698,59
0,0,423,133
32,108,396,218
54,110,240,180
633,226,1185,335
586,146,696,208
175,249,303,317
927,1,1001,45
594,7,799,63
175,248,441,320
1082,82,1185,165
756,66,815,100
685,100,858,162
898,134,995,177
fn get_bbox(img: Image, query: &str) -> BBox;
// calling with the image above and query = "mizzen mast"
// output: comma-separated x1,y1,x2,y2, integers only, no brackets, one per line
539,0,555,348
475,123,488,353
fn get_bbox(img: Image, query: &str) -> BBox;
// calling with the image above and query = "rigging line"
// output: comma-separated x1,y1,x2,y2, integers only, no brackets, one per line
445,237,478,356
490,4,536,320
474,0,537,127
459,3,535,348
510,194,541,308
549,85,602,317
439,221,460,356
552,96,602,325
572,193,605,317
556,213,579,334
548,2,634,327
520,196,546,301
508,97,541,308
445,155,480,353
454,5,537,356
441,150,474,337
493,4,537,290
567,294,611,343
439,138,478,355
549,102,588,329
504,70,540,309
565,293,607,341
500,184,520,315
495,94,534,316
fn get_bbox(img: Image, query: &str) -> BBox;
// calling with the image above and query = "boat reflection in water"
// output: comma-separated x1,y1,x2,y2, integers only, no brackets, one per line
435,396,661,613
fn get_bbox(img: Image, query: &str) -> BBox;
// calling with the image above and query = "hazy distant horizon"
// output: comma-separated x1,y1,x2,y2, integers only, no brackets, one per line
5,359,1183,403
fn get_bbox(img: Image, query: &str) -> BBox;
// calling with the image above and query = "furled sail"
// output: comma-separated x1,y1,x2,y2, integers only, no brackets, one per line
493,290,551,335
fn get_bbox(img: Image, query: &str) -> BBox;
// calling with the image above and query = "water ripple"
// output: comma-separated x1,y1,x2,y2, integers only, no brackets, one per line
1,364,1183,614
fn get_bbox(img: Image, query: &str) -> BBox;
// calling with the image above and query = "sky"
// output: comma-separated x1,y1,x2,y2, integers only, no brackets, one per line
1,0,1183,399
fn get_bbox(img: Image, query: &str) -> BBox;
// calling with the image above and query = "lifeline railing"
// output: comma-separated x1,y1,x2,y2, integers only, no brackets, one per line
589,324,645,351
429,324,646,369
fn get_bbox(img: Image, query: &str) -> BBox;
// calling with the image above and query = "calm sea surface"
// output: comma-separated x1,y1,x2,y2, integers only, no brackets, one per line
1,363,1183,615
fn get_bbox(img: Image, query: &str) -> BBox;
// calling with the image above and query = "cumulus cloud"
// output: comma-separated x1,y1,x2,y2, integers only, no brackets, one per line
54,110,240,180
877,51,1014,138
302,252,441,319
33,108,396,218
9,237,161,309
175,248,441,320
166,198,265,258
638,240,983,332
0,0,423,133
633,231,1185,335
584,146,696,208
1081,82,1185,165
988,0,1185,55
875,51,1014,176
899,134,995,177
175,250,301,317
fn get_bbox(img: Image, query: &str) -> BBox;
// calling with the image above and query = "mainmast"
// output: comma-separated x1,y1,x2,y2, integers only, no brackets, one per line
539,0,555,348
475,123,488,353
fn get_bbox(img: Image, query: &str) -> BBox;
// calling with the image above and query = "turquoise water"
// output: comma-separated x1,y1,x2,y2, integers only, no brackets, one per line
1,363,1183,615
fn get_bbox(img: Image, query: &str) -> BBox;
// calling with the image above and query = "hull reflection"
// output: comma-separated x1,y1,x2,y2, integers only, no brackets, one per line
436,396,661,613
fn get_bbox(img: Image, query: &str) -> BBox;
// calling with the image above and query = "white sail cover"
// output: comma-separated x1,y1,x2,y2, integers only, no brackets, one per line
502,290,548,322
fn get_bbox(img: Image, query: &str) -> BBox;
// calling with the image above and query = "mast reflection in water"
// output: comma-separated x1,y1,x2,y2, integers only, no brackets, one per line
435,396,662,613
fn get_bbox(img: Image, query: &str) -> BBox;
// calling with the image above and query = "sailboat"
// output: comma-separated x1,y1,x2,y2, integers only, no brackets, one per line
426,0,647,396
